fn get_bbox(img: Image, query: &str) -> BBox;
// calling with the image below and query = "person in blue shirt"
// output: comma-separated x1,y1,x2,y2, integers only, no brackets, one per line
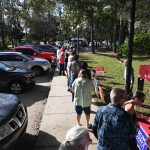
92,88,135,150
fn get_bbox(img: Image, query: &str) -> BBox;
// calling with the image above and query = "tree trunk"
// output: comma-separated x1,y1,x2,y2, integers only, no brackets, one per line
90,6,95,53
1,28,5,49
126,0,136,95
119,18,124,47
0,1,6,49
113,23,117,53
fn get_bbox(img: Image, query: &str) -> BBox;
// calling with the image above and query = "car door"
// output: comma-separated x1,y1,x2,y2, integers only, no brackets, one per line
0,66,9,88
0,54,12,66
9,54,29,69
0,68,5,87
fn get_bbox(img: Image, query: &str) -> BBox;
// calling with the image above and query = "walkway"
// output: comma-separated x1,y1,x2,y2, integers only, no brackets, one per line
35,70,99,150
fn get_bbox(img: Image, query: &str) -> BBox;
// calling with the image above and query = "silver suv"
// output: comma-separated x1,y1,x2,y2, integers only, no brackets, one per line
0,52,51,76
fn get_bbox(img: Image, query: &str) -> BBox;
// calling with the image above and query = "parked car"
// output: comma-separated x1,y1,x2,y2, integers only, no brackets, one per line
0,52,51,76
13,46,56,65
0,93,28,150
55,41,64,47
37,45,57,53
0,62,35,94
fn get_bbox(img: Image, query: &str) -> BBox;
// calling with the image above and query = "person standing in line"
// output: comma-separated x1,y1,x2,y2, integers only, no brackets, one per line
124,90,145,116
92,88,135,150
66,55,74,91
72,69,94,128
67,52,80,102
80,61,91,80
66,49,77,90
59,126,92,150
56,46,61,71
124,90,145,150
64,52,69,71
58,48,65,76
67,53,80,87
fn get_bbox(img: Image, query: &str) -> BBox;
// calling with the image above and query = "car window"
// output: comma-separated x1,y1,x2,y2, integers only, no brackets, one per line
10,55,24,61
16,48,34,55
0,55,11,61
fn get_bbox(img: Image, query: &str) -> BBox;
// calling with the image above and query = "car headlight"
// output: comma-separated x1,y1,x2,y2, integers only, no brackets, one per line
0,125,13,140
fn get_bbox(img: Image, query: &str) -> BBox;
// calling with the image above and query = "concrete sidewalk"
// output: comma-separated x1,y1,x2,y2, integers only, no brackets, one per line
35,71,99,150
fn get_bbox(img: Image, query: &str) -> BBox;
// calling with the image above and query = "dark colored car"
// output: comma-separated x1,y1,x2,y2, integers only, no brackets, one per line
36,45,57,55
13,46,56,64
0,93,28,150
0,62,35,94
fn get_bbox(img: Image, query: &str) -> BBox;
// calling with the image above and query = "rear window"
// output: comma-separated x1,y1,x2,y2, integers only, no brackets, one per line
15,48,34,55
0,54,25,61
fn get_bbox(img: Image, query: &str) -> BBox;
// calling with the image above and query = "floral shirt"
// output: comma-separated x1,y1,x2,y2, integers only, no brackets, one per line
93,103,135,150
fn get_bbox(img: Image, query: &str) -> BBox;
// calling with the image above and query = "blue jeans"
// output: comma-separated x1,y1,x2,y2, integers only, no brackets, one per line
59,64,65,75
69,73,78,87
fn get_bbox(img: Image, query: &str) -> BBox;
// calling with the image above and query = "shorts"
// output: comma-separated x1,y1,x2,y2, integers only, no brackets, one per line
75,106,91,115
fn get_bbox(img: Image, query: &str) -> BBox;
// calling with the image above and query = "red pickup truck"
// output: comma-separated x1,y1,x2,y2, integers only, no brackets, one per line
13,46,56,64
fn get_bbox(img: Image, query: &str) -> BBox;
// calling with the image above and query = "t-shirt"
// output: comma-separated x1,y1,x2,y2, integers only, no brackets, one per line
72,77,94,107
57,49,61,59
67,60,80,75
58,52,65,64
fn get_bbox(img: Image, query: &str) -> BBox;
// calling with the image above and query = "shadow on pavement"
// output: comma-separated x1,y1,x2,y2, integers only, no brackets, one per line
18,84,50,107
14,133,37,150
36,69,55,83
15,131,61,150
35,130,61,149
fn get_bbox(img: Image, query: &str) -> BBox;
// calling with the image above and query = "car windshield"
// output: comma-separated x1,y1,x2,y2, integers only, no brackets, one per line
32,46,42,53
38,46,49,51
20,53,33,60
44,45,53,48
0,63,14,71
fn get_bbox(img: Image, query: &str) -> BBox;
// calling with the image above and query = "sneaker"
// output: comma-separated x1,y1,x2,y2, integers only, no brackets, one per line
86,123,92,129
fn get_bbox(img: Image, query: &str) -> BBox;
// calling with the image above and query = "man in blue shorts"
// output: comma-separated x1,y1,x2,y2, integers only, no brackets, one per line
72,69,94,129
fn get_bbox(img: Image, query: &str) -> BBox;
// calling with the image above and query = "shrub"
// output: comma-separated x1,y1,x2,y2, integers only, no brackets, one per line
119,32,150,55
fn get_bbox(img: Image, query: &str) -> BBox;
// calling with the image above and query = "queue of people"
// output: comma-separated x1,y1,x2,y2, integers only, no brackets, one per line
56,46,148,150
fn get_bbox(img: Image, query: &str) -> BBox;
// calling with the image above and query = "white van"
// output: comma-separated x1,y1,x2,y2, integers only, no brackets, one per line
71,37,87,47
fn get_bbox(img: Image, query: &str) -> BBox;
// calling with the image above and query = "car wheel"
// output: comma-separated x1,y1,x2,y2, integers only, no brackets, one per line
32,67,43,76
9,81,24,94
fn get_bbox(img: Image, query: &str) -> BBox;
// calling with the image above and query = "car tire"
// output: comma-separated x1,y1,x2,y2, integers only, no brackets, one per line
9,81,24,94
32,66,43,76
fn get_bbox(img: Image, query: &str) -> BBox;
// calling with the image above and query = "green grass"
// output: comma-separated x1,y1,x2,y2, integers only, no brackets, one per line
80,51,150,115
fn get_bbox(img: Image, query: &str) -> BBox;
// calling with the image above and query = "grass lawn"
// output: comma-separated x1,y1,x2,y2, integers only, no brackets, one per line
80,51,150,116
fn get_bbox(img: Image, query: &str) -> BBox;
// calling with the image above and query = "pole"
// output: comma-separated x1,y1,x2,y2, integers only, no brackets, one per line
126,0,136,94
